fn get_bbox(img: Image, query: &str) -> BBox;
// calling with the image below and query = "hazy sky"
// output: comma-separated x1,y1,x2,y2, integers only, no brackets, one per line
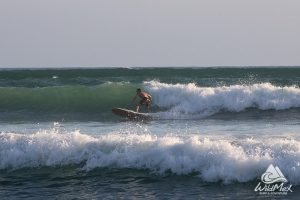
1,0,300,67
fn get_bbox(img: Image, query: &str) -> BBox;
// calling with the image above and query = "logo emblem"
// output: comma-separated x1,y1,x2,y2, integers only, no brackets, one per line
261,164,287,184
254,164,293,195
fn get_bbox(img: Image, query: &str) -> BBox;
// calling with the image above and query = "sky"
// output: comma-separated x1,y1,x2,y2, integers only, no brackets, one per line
0,0,300,68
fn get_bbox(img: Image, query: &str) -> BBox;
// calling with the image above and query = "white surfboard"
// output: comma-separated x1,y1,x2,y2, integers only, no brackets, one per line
112,108,152,120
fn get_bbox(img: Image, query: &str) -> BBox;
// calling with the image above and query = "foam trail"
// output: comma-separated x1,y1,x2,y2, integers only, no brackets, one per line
145,81,300,116
1,130,300,184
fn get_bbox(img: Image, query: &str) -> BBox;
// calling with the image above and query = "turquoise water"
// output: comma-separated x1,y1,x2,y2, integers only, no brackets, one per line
1,67,300,199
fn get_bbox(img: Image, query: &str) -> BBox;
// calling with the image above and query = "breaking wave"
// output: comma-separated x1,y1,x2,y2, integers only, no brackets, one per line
1,129,299,184
1,81,300,118
146,81,300,116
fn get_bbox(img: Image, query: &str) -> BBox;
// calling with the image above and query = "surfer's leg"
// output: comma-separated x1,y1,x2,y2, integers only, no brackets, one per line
146,101,150,112
138,98,146,112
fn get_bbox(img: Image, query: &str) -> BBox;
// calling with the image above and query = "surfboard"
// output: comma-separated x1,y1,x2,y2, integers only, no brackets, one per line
112,108,152,120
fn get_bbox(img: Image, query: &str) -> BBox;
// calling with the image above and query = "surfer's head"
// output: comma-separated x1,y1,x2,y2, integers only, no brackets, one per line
136,88,141,93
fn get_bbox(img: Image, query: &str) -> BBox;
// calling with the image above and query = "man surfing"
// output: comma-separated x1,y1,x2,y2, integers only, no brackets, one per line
132,88,152,112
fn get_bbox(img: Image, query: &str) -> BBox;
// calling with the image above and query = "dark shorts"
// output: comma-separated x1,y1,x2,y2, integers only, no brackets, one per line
140,97,150,106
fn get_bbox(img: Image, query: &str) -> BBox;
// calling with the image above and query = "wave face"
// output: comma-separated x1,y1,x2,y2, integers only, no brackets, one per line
146,81,300,116
0,83,138,112
1,130,299,184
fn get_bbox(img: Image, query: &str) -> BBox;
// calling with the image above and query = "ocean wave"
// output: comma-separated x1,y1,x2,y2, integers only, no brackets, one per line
146,81,300,116
0,81,300,117
1,130,299,184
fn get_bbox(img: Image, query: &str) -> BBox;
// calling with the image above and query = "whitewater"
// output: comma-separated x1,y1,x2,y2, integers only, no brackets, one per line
146,81,300,117
1,128,300,185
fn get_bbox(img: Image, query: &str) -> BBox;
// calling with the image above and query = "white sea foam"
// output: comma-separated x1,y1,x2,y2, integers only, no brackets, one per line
145,81,300,116
1,130,299,184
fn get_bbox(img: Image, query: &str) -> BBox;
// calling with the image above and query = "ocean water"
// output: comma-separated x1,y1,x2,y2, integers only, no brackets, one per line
1,67,300,199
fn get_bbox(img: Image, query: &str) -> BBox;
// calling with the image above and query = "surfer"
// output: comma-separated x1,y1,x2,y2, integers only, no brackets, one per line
132,88,152,112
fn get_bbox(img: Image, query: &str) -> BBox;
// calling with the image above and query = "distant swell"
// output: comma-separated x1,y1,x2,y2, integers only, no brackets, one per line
1,130,300,184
